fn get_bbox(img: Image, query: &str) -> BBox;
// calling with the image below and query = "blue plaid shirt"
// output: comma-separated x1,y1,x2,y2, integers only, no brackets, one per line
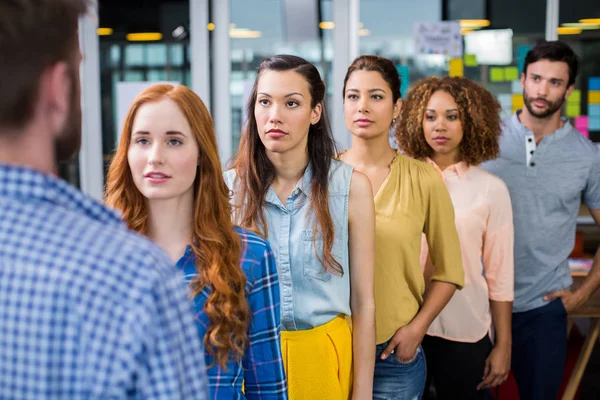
0,165,209,399
178,228,287,400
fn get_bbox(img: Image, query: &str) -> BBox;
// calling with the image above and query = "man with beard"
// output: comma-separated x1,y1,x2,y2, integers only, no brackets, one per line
0,1,209,399
483,40,600,399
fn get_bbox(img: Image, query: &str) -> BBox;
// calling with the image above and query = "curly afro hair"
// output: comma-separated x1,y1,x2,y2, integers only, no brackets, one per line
395,76,502,166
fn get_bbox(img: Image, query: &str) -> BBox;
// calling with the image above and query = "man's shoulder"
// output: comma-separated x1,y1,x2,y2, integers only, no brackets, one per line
33,202,174,291
561,125,599,157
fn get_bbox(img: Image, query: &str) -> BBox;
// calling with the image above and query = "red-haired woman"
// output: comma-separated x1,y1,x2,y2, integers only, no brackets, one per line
105,83,287,400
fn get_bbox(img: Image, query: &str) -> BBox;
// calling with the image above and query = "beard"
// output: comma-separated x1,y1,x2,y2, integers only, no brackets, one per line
55,63,82,163
523,90,566,119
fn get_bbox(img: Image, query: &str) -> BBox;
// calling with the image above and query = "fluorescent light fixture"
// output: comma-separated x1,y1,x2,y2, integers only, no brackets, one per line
562,22,600,30
97,27,113,36
580,19,600,24
126,32,163,41
458,19,491,28
557,27,582,35
229,28,261,39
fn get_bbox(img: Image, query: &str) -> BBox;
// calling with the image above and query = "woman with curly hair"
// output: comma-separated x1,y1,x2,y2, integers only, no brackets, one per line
398,76,514,400
105,83,287,400
225,55,376,400
339,55,464,400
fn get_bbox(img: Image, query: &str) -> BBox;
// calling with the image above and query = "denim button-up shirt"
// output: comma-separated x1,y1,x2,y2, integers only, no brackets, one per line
225,159,352,330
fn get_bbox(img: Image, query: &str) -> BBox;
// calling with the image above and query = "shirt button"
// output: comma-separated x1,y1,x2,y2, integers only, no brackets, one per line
530,162,536,167
528,138,533,142
530,150,534,155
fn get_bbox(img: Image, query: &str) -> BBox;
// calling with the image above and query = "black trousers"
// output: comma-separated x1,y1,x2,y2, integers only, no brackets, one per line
511,299,567,400
422,333,493,400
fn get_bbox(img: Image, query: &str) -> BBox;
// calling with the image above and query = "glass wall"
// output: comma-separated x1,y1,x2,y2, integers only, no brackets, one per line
228,0,333,153
97,0,191,180
80,0,599,193
558,0,600,143
359,0,444,96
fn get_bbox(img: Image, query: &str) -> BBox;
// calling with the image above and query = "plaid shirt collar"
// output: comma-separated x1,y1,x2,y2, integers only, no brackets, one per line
0,163,121,226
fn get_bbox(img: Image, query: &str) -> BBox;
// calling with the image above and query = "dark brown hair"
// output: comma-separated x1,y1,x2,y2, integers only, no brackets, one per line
0,0,89,129
396,76,501,165
231,54,342,275
106,84,249,368
524,41,579,86
343,55,402,103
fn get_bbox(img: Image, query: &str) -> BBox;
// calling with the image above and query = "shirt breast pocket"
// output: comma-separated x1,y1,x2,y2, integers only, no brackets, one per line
301,230,343,282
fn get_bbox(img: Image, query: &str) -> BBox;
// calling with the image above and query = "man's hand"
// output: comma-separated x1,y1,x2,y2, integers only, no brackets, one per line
477,343,511,390
544,289,585,312
380,322,426,362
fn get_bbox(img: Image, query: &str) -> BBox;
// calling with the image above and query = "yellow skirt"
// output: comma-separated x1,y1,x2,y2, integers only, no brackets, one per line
281,315,353,400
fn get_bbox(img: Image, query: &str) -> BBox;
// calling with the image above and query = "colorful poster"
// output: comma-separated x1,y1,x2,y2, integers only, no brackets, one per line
413,21,463,58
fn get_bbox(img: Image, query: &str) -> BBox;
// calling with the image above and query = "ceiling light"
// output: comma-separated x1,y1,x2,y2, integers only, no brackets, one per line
97,28,113,36
562,23,600,30
319,21,335,30
229,28,261,39
579,19,600,24
557,27,582,35
458,19,491,28
359,29,370,36
126,32,163,42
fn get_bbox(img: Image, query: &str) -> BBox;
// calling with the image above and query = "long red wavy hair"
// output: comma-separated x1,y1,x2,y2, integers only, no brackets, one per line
105,84,249,368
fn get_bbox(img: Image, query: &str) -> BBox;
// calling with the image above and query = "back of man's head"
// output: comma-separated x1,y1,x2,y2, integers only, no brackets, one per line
0,0,89,132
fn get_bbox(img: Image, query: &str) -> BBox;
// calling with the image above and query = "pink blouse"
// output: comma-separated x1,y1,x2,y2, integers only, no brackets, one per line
421,159,514,342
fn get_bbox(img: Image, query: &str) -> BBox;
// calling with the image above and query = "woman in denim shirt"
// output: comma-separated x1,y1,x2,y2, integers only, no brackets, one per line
225,55,376,400
105,84,287,400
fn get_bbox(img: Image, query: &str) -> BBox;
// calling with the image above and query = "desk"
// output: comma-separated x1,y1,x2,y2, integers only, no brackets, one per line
562,273,600,400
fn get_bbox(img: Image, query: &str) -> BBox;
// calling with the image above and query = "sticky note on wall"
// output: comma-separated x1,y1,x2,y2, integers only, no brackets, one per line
464,54,477,67
449,58,464,77
575,115,588,129
511,80,522,94
504,67,519,81
517,45,531,73
589,90,600,104
512,94,524,110
568,90,581,103
396,65,410,98
490,67,504,82
589,104,600,116
566,103,580,117
589,77,600,91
